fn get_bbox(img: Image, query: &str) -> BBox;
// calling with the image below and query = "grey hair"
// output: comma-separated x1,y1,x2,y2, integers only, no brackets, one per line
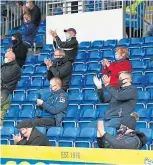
119,71,132,79
55,48,66,58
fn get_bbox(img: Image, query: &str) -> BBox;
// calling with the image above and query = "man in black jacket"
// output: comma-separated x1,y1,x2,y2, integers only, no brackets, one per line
26,0,41,27
13,120,50,146
11,32,28,68
1,51,21,95
93,71,138,128
44,48,72,91
49,28,78,62
97,113,147,149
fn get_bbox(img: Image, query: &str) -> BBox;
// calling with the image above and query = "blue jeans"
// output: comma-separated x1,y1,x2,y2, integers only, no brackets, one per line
88,118,121,129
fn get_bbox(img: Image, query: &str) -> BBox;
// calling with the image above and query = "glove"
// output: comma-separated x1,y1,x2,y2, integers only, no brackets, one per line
93,76,102,89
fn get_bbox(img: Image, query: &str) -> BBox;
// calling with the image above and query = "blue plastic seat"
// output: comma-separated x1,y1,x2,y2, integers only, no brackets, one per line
36,127,46,135
84,74,96,88
35,34,45,47
90,40,104,50
96,104,108,119
30,76,43,89
130,60,147,72
0,139,9,145
130,38,144,47
102,50,115,60
47,127,63,140
70,74,83,88
132,75,148,87
0,127,15,139
12,90,26,103
43,78,50,87
138,128,152,145
136,121,148,129
22,65,34,76
75,51,87,62
137,108,152,122
143,37,153,47
117,38,130,47
103,40,117,49
138,91,150,104
88,51,102,61
73,62,87,74
2,37,12,48
5,104,20,120
16,76,30,90
37,55,50,64
144,47,153,59
146,87,153,100
130,48,145,59
79,41,91,50
68,89,82,104
146,61,153,72
82,88,98,104
34,65,47,76
86,62,101,74
41,44,54,53
3,120,15,127
25,56,37,64
37,26,46,34
26,90,40,104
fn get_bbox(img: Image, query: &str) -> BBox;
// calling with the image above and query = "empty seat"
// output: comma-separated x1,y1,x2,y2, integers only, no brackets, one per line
0,127,15,139
70,74,83,88
43,78,50,87
130,38,144,47
41,44,54,53
118,38,130,47
86,62,101,74
102,50,115,60
103,40,117,49
136,121,148,129
96,104,108,119
144,47,153,59
12,90,26,103
73,62,87,74
137,108,152,122
130,48,145,59
35,34,45,48
84,74,96,88
22,65,34,76
47,127,63,140
75,51,87,62
138,128,152,145
146,87,153,100
79,41,91,50
90,40,104,50
26,90,40,104
3,120,15,127
131,60,147,72
36,127,46,135
132,75,148,87
68,89,82,104
25,56,37,64
30,76,43,88
144,37,153,47
16,76,30,90
138,91,150,104
88,51,102,61
82,88,98,104
34,66,47,76
0,139,9,145
134,103,145,112
5,104,20,120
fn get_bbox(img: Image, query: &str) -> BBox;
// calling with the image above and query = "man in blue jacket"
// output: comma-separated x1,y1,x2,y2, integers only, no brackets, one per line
31,77,68,127
20,12,37,48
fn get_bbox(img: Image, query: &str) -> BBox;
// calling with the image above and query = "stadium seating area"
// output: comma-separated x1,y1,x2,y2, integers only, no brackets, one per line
0,17,153,150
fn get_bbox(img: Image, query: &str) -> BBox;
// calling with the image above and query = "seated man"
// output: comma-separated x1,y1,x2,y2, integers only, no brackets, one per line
45,48,72,91
31,77,68,127
13,120,50,146
97,113,147,149
93,71,138,128
11,32,28,68
20,12,37,48
49,28,78,62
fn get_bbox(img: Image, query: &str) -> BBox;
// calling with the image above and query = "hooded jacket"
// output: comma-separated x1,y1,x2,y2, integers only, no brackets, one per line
47,58,72,91
17,128,50,146
1,61,21,93
12,35,28,68
102,58,132,87
97,131,147,149
53,36,78,62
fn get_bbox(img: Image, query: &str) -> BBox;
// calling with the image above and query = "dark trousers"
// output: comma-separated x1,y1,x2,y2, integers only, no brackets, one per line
126,27,143,38
31,118,56,127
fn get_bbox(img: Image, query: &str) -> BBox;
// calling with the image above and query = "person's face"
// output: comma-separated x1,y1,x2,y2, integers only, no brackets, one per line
12,36,16,40
50,80,60,92
16,2,20,6
5,52,12,62
54,50,63,59
19,128,28,137
67,31,75,37
118,124,128,134
118,73,131,87
27,2,33,8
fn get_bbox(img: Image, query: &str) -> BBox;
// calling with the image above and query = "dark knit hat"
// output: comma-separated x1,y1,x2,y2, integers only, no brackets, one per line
120,116,137,130
16,120,34,129
12,32,22,40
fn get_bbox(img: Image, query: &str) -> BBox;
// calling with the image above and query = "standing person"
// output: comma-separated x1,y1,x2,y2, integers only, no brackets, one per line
49,28,78,62
102,47,132,87
93,71,138,128
45,48,72,91
20,12,37,48
97,113,147,149
26,0,41,27
31,77,68,127
13,120,51,146
11,32,28,68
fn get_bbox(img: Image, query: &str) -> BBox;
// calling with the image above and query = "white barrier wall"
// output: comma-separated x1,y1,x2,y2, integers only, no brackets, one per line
46,9,124,44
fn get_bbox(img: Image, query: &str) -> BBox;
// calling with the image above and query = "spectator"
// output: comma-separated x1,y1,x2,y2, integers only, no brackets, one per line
102,47,132,87
145,25,153,37
11,32,28,68
26,0,41,27
31,77,68,127
1,51,21,95
97,113,147,149
13,120,50,146
21,12,37,48
49,28,78,62
16,1,29,14
93,71,138,128
45,48,72,91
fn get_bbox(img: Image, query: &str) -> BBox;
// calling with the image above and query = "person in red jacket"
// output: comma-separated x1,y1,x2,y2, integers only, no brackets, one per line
102,47,132,87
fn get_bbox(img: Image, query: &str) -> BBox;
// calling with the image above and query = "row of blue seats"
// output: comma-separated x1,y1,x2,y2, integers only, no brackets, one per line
1,126,153,149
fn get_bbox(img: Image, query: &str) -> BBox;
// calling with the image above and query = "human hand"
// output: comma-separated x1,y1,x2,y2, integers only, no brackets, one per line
93,76,102,89
13,134,23,143
102,75,110,86
44,59,53,68
49,30,57,38
97,120,106,137
37,99,44,105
